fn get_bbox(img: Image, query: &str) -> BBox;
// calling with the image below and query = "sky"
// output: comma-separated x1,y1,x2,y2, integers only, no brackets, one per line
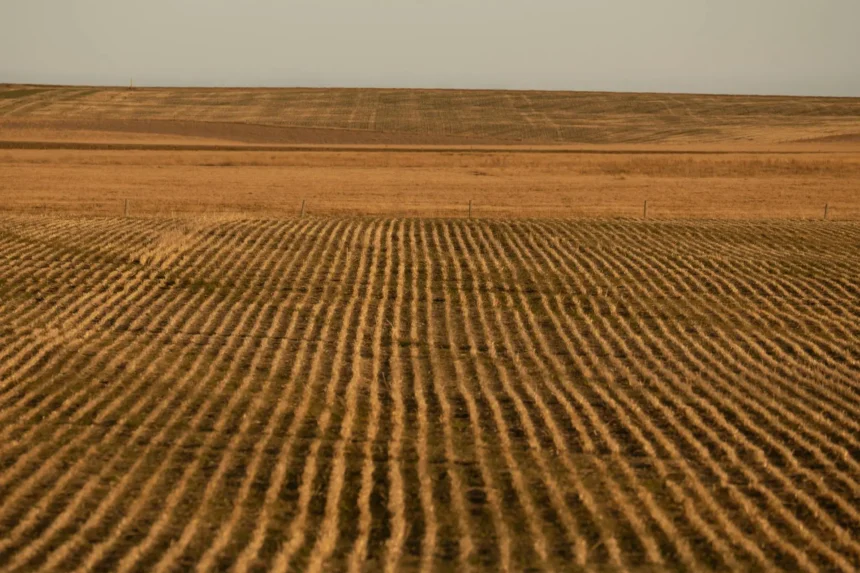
2,0,859,96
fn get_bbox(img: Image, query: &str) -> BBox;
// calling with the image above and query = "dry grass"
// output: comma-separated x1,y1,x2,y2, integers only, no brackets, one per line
1,148,858,219
0,215,857,571
1,85,858,571
2,84,860,144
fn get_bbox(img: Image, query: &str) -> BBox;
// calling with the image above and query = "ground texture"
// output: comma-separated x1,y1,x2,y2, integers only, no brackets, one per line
2,149,859,220
0,215,858,572
3,85,860,144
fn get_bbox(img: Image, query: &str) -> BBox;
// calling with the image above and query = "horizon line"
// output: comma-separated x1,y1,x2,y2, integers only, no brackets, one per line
3,81,859,101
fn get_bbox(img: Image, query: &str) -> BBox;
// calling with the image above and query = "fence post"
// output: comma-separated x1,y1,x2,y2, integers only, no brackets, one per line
469,200,472,219
643,200,648,220
300,200,306,218
124,199,130,218
824,203,829,220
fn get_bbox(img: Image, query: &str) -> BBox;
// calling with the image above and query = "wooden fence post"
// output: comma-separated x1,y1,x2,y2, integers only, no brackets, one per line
824,203,829,220
643,200,648,220
469,200,472,219
124,199,130,218
300,200,306,218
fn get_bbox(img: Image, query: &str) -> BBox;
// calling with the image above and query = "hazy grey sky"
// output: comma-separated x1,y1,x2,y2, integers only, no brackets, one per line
2,0,859,96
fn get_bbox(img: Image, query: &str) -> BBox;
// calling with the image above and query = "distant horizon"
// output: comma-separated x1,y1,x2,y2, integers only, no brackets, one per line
3,80,859,100
4,1,860,100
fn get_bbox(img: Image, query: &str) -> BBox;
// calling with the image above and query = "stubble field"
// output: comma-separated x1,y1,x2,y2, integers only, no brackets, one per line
1,85,859,571
3,84,860,144
1,215,858,571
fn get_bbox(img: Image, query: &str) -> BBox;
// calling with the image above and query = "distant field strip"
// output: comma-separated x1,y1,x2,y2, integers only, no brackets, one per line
0,216,858,571
3,86,860,143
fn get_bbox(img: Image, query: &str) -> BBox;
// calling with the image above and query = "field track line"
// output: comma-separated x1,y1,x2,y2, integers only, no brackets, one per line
0,218,179,392
0,216,118,330
381,220,409,573
546,222,823,567
345,220,405,572
0,219,258,468
562,221,860,434
619,223,860,436
0,219,250,449
487,222,670,569
0,228,193,442
0,220,230,486
343,221,392,573
604,227,860,534
675,228,860,391
627,225,860,474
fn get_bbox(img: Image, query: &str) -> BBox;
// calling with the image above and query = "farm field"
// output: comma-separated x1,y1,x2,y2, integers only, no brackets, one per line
1,84,860,571
0,214,858,571
3,85,860,145
3,84,859,221
2,148,860,219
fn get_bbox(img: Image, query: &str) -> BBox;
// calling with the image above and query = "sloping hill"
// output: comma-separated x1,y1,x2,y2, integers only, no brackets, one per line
2,85,859,145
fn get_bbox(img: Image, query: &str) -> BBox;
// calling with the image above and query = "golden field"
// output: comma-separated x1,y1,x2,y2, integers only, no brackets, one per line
0,86,858,571
0,216,858,571
1,150,859,219
3,84,860,144
2,84,860,220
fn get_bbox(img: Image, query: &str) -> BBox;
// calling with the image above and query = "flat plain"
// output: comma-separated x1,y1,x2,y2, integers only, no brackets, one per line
0,85,859,572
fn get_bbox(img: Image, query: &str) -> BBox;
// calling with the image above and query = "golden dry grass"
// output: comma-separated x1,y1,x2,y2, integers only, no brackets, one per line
0,215,857,571
1,148,858,219
1,86,859,571
3,84,860,144
2,84,858,220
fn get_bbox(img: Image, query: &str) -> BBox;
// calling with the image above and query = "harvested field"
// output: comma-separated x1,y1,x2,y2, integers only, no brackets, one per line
0,214,858,571
2,148,860,219
3,85,860,145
